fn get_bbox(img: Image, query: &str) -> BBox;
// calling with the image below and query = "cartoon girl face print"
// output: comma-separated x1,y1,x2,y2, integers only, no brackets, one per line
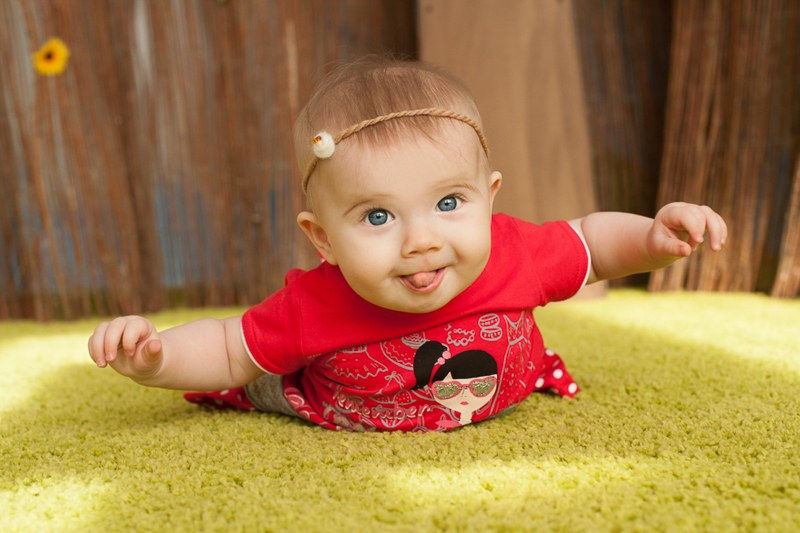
431,372,497,425
411,340,499,427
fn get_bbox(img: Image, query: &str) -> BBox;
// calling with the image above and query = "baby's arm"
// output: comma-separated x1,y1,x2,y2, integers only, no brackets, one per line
88,315,265,391
570,202,727,284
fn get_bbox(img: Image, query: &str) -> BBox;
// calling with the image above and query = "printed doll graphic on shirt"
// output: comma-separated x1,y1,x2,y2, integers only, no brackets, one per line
489,310,533,413
378,337,418,371
323,344,388,380
323,377,431,432
411,340,498,429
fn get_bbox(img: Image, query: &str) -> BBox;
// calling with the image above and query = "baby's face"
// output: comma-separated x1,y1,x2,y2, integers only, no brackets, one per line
300,123,501,313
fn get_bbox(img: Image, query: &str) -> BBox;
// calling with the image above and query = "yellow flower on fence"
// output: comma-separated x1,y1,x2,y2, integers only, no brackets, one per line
33,38,70,76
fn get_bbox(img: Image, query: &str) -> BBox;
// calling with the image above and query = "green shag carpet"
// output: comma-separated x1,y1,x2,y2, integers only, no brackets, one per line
2,290,800,532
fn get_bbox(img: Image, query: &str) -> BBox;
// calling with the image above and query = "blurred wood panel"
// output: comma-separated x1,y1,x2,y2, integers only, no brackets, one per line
418,0,597,225
419,0,605,298
0,0,135,321
572,0,672,218
4,0,800,321
649,0,800,293
772,155,800,297
0,0,416,320
572,0,673,288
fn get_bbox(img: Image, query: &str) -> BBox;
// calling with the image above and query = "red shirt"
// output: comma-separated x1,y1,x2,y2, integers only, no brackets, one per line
241,214,589,431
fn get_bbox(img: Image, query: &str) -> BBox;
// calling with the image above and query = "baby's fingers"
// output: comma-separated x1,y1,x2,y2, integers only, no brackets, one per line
668,205,708,245
102,316,131,363
89,321,110,367
139,339,163,370
656,232,692,258
120,317,153,357
701,206,728,251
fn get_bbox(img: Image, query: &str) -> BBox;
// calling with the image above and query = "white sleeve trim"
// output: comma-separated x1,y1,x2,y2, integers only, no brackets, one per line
567,222,592,291
240,321,274,375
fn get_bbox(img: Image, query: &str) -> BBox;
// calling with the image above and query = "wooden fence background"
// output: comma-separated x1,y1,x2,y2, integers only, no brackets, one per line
1,0,799,321
648,0,800,295
572,0,674,288
0,0,415,320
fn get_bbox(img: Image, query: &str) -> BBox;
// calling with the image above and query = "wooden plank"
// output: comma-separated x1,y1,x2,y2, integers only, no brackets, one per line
650,0,800,294
0,0,417,320
572,0,673,288
771,156,800,297
418,0,597,225
419,0,605,298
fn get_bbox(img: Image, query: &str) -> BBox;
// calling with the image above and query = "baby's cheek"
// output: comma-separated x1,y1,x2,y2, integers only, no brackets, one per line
456,232,492,276
339,258,399,307
338,247,386,282
459,222,491,254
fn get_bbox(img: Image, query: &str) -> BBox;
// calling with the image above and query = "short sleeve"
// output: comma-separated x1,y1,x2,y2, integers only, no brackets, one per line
511,218,591,304
240,281,305,375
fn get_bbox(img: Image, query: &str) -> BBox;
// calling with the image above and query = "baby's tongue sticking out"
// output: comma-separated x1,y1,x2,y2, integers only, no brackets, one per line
404,271,437,288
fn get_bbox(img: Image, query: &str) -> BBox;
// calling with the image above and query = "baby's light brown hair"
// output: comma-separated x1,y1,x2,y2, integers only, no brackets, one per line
294,56,488,208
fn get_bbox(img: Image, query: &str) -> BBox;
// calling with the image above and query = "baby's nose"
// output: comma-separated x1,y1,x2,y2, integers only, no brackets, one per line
401,223,443,256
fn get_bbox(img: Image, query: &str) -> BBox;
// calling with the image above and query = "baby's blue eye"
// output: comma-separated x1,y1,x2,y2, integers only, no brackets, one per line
366,209,391,226
437,196,459,212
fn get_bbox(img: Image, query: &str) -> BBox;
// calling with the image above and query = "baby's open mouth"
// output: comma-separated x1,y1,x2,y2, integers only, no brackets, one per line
400,268,445,293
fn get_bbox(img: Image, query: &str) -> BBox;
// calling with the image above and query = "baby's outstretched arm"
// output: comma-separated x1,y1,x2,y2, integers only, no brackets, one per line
88,315,264,391
570,202,728,284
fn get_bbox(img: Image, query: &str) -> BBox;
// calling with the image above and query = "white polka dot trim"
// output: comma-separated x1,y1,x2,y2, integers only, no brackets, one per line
535,377,544,388
568,382,578,394
553,369,564,379
545,349,555,356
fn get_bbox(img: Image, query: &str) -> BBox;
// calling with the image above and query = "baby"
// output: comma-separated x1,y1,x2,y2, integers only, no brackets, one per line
88,57,727,432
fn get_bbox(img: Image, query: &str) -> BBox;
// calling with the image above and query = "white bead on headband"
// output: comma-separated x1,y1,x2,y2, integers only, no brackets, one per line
302,108,490,193
311,132,335,158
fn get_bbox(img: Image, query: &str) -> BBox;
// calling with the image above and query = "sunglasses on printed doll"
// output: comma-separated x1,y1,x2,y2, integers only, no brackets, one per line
432,376,497,400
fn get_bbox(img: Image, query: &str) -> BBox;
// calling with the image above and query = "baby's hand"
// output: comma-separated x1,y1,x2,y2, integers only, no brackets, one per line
648,202,728,262
88,316,163,382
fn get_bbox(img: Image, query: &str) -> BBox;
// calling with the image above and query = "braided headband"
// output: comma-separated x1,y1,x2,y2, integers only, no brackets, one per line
301,108,490,193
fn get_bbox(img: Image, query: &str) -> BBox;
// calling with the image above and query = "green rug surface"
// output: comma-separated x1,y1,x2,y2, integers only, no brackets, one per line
2,290,799,532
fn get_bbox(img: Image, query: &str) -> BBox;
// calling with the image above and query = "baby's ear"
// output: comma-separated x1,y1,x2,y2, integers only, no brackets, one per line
297,211,338,265
489,171,502,204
